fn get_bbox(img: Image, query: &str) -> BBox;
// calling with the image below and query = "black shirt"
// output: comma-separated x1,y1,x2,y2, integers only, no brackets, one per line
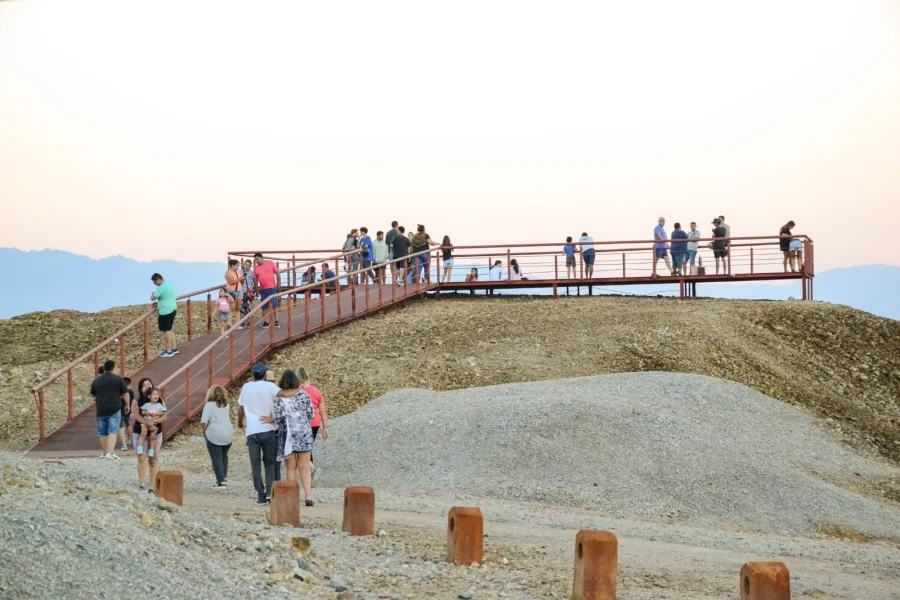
442,247,453,260
391,235,411,258
779,225,792,251
385,228,398,249
712,226,727,250
90,373,128,418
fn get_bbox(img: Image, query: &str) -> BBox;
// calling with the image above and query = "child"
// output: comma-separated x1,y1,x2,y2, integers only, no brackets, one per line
464,268,479,283
137,388,167,457
563,237,577,279
216,288,231,335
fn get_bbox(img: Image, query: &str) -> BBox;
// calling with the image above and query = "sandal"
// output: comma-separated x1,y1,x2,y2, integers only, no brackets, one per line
304,500,314,507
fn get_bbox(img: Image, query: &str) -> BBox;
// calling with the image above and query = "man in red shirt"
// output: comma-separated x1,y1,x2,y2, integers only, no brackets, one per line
253,253,280,328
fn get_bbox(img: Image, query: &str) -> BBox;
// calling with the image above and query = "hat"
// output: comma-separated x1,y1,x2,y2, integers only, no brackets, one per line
712,218,722,225
251,363,268,378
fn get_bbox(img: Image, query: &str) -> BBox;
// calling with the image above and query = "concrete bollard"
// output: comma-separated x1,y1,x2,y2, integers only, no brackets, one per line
447,507,483,565
740,562,790,600
154,470,183,506
342,486,375,536
572,530,617,600
269,480,301,527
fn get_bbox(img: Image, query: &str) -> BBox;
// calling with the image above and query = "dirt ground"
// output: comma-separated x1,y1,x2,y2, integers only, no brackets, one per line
2,295,899,473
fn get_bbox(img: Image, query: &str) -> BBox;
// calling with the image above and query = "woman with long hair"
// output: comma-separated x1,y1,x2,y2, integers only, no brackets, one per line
201,385,234,489
131,377,166,492
297,366,329,485
440,235,454,283
510,258,525,281
263,370,315,505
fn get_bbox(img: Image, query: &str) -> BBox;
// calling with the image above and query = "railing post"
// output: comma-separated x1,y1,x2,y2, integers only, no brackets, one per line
336,277,342,321
269,302,276,346
320,283,327,327
66,370,74,421
292,254,296,291
506,248,511,281
579,252,584,279
436,251,442,284
187,299,193,341
38,390,46,441
351,276,357,315
378,270,384,306
304,289,310,333
185,367,192,417
365,266,370,312
208,349,214,387
120,333,126,378
287,294,294,337
750,247,754,274
94,352,100,375
142,319,149,365
249,315,256,363
206,293,212,334
652,247,657,277
554,255,558,280
229,334,235,380
622,253,626,278
727,248,732,276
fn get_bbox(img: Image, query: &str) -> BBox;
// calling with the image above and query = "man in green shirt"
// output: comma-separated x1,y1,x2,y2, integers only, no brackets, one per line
150,273,179,358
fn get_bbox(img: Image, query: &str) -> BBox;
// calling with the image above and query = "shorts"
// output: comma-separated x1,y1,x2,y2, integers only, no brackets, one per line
227,289,243,301
157,310,176,332
672,251,685,268
582,250,595,266
565,256,576,268
259,287,279,309
443,258,454,267
789,240,803,252
685,249,697,265
218,311,230,323
97,412,122,437
713,249,727,259
133,432,163,454
655,247,668,259
120,409,130,429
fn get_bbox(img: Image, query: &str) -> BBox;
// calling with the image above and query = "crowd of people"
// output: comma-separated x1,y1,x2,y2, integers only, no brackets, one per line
89,360,329,504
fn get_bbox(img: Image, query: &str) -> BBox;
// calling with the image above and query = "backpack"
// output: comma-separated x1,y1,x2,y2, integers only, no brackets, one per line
412,232,428,247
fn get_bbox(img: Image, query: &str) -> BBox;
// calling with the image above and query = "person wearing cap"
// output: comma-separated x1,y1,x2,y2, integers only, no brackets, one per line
711,218,728,274
237,363,280,506
653,218,674,276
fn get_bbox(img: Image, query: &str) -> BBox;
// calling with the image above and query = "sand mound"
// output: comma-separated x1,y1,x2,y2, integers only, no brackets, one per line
317,373,900,537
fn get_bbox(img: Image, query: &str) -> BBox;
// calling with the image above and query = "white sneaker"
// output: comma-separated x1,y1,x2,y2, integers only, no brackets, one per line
98,454,108,459
107,454,120,460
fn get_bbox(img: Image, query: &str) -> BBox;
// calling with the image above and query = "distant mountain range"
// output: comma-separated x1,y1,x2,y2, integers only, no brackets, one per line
2,248,898,320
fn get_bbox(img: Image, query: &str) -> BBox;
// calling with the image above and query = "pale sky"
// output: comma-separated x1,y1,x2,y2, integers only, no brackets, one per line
1,0,898,269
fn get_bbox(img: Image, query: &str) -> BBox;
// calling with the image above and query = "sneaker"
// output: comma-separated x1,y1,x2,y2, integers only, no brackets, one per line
171,348,180,355
311,467,322,488
136,446,144,455
304,499,314,507
261,322,270,329
274,321,281,328
138,484,146,491
238,324,248,330
98,454,108,459
107,453,120,460
160,351,175,358
147,449,155,458
255,498,269,506
120,445,128,452
213,482,227,490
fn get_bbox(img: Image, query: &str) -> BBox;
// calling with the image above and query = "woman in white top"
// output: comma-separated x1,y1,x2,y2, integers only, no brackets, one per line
201,386,234,489
510,259,525,281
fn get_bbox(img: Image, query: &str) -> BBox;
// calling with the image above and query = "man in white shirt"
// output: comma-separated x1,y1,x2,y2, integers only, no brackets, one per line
238,363,280,505
686,222,702,274
579,232,596,278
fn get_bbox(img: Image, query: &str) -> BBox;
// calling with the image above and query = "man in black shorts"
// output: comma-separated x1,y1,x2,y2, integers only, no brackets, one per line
150,273,178,357
711,218,728,275
390,225,411,285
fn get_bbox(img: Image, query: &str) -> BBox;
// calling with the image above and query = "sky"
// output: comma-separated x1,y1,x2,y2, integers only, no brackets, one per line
1,0,899,269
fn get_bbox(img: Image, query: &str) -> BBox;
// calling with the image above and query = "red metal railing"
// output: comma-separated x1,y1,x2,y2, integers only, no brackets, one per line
30,250,353,442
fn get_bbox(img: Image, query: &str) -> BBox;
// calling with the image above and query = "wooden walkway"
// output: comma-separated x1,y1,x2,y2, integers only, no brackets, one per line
28,281,432,458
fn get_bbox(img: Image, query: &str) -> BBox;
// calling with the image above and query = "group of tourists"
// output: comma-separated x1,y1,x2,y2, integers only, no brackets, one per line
89,359,329,505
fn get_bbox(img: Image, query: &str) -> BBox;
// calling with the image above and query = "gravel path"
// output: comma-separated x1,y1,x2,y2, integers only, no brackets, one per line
315,373,900,537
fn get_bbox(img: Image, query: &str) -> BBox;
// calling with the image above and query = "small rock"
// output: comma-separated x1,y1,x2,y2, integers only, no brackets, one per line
291,536,311,555
329,575,348,592
377,529,387,537
458,592,474,599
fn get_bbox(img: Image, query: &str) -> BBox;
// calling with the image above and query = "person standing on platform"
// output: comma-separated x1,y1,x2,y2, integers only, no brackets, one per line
390,226,411,286
670,223,689,275
253,253,280,329
373,231,388,284
90,360,127,460
343,229,360,285
780,220,796,272
563,236,578,279
224,259,244,324
150,273,178,357
386,221,399,280
686,222,701,274
237,363,280,505
579,232,595,278
118,376,134,452
652,218,673,276
240,259,254,322
440,235,454,283
719,215,731,254
411,224,440,283
359,227,377,283
712,218,728,274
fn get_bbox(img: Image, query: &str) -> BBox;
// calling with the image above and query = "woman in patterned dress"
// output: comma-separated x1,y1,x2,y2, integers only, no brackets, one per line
270,370,315,505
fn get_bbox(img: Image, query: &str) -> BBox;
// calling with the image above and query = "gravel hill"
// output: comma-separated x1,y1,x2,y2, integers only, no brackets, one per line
316,373,900,538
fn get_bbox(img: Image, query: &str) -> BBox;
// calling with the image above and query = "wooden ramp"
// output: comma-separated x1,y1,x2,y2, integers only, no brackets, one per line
28,280,433,458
